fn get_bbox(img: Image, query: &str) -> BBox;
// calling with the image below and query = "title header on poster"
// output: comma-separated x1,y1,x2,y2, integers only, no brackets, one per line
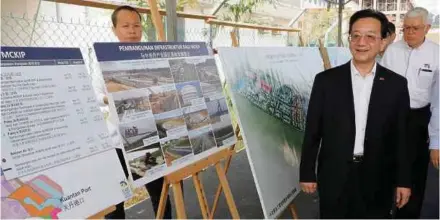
1,47,84,67
0,47,83,60
118,44,201,52
94,42,209,62
1,51,26,59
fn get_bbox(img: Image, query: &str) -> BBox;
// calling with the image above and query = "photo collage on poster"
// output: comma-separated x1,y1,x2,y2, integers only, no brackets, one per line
101,56,236,183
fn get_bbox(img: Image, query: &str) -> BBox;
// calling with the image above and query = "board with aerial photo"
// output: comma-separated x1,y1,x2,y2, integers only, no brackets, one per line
94,42,236,186
218,47,351,218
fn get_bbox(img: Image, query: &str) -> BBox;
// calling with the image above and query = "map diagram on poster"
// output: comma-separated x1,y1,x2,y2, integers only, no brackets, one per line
1,150,132,219
94,42,236,187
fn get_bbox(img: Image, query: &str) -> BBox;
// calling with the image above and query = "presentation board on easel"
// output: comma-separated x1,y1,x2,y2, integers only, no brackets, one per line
217,46,352,218
0,46,132,219
93,42,237,188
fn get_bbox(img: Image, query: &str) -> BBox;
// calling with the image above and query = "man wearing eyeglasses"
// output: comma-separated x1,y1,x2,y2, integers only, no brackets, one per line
381,7,439,219
300,9,411,218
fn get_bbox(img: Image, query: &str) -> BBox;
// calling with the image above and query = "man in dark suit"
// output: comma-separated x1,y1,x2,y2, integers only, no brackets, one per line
299,9,412,218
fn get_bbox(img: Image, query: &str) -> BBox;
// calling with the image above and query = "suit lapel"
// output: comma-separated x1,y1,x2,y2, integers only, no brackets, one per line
343,62,356,132
366,64,386,133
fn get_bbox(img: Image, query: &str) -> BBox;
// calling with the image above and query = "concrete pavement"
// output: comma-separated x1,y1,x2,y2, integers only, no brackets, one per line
125,150,319,219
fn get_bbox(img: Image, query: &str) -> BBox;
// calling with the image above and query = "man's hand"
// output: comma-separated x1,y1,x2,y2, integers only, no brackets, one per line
103,95,109,105
430,149,439,169
300,182,317,194
395,187,411,209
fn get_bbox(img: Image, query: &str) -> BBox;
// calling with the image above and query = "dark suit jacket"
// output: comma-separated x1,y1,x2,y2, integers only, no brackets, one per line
299,61,411,207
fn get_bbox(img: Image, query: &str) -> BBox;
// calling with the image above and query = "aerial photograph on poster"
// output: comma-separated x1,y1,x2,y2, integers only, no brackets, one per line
184,109,211,131
195,57,219,82
189,128,217,155
119,116,158,152
113,89,152,122
148,85,180,114
127,142,165,181
206,98,235,146
169,58,199,83
102,60,174,93
175,81,203,107
193,58,223,101
155,109,187,139
160,135,193,165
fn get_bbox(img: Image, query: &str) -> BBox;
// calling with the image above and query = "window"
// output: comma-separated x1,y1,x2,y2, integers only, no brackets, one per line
387,0,397,11
399,14,405,27
400,0,408,10
363,0,373,9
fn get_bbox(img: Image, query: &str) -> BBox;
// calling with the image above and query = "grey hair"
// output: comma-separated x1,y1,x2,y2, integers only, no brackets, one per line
405,7,431,25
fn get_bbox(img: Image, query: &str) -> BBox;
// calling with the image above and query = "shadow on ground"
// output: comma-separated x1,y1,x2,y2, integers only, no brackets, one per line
125,150,319,219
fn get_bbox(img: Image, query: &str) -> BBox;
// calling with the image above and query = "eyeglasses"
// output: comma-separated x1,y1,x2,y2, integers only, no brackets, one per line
348,33,382,43
402,25,426,33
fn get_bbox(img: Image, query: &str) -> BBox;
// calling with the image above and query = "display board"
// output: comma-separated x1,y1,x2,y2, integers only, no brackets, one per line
218,47,351,218
0,46,132,219
93,42,236,187
0,47,115,180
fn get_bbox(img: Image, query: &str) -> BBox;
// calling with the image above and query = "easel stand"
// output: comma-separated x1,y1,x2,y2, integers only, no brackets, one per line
156,147,239,219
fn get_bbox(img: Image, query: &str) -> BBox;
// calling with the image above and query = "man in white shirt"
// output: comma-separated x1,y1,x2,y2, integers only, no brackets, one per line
381,7,439,219
300,9,411,218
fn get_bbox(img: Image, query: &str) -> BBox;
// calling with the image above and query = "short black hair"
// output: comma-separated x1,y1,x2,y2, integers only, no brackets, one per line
111,5,142,27
349,9,389,39
387,22,396,35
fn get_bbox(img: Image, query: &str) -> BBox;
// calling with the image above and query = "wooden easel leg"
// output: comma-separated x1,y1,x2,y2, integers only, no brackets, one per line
215,163,240,219
172,182,187,219
209,147,235,218
156,179,170,219
198,177,210,217
193,173,210,219
209,156,232,219
289,203,299,219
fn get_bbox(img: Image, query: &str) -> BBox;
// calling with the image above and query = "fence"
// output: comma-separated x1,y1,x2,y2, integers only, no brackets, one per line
1,12,296,76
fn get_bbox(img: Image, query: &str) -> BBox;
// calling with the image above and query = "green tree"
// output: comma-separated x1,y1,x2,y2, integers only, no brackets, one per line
299,9,353,46
220,0,277,45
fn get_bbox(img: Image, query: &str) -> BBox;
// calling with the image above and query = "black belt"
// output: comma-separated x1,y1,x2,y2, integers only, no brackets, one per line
352,155,364,163
410,104,430,113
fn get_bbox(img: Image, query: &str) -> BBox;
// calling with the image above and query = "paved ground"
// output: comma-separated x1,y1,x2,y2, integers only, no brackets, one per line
125,149,439,219
125,150,319,219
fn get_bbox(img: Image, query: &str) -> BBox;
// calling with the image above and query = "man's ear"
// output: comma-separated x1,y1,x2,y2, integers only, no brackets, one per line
380,38,387,52
112,26,117,36
425,24,431,35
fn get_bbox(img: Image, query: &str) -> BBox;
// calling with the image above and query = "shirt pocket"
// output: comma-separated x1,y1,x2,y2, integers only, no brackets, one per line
417,68,434,90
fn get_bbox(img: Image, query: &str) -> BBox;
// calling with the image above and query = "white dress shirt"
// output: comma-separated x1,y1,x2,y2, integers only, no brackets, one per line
89,47,123,149
351,61,376,155
381,39,439,149
90,50,108,109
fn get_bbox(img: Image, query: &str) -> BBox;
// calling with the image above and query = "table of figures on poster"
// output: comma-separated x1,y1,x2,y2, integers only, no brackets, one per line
1,46,131,219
